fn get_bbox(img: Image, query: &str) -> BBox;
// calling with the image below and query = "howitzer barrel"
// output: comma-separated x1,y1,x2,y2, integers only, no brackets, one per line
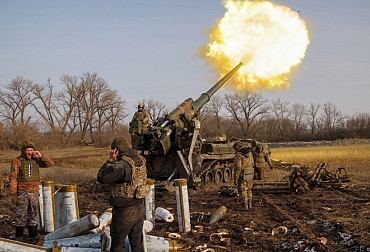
167,62,242,122
193,62,243,111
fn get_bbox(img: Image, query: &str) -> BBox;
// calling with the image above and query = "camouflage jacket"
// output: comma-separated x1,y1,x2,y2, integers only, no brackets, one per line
132,110,149,127
9,155,54,193
234,151,254,183
252,149,272,168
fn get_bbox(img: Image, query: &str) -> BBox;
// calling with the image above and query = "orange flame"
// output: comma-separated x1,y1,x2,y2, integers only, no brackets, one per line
200,0,310,91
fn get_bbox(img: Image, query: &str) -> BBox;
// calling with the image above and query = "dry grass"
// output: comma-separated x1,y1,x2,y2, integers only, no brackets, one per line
1,144,369,184
271,144,370,182
0,146,110,184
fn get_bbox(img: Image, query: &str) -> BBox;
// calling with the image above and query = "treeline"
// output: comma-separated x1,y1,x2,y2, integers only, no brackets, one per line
200,93,370,141
0,74,368,150
0,73,128,150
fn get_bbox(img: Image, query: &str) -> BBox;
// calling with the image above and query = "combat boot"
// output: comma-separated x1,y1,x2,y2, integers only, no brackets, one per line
15,226,24,242
248,200,252,210
244,201,250,210
28,225,39,243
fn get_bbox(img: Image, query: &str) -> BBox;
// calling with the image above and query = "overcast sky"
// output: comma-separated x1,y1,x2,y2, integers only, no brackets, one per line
0,1,369,120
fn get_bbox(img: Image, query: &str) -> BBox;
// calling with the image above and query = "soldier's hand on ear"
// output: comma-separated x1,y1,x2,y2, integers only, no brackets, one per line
33,151,42,158
110,148,119,162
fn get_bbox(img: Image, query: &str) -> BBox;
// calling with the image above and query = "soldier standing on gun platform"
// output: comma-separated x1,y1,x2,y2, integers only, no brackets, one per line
97,137,148,252
8,140,54,242
130,103,150,133
234,143,255,210
252,143,273,180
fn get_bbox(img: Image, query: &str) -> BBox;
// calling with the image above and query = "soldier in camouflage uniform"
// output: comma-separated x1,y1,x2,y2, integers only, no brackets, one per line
252,144,273,180
97,137,148,252
233,143,255,210
8,140,54,241
130,103,150,133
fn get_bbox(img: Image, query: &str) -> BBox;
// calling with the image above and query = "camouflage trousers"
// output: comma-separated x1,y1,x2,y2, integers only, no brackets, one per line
15,191,39,227
254,166,265,180
237,180,253,208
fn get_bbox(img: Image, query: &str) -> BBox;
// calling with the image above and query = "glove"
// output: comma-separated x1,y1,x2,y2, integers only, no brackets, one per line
270,165,274,170
11,193,19,206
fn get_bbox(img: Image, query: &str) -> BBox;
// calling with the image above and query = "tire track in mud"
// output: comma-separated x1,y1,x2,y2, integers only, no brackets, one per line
261,188,370,252
262,193,334,251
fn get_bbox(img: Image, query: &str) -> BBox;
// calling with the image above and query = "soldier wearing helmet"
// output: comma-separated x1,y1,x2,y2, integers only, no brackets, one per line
233,142,254,210
252,143,273,180
129,103,150,134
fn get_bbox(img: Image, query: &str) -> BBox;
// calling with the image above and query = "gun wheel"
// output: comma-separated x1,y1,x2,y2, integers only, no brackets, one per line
214,169,223,184
223,168,232,183
204,171,214,185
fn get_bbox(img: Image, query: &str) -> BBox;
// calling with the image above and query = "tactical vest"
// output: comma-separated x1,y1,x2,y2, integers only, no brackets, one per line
17,158,40,182
242,167,254,181
110,155,149,199
239,153,254,181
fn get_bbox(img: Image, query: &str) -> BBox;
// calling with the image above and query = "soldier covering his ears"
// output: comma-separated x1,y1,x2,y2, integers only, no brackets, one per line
8,140,54,241
97,137,148,252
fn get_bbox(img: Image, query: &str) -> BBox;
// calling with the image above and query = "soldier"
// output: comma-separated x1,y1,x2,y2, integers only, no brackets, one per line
97,137,148,252
130,103,150,133
8,140,54,242
233,143,254,210
252,143,273,180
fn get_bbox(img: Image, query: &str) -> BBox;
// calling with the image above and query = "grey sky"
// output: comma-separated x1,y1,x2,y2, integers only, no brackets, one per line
0,1,369,120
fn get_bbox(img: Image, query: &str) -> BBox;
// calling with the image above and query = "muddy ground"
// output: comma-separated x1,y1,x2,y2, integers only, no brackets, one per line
0,159,369,252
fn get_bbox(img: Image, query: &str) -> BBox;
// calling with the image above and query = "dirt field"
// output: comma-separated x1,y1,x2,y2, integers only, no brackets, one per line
0,144,369,251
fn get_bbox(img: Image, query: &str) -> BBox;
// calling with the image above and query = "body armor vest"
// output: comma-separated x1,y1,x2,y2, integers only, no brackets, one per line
17,158,40,182
240,153,254,181
110,155,149,199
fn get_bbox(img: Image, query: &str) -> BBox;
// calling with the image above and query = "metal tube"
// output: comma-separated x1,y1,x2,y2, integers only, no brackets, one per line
37,181,44,231
91,208,112,234
43,233,103,248
145,179,155,225
174,179,191,233
44,214,100,241
42,180,55,233
0,238,49,252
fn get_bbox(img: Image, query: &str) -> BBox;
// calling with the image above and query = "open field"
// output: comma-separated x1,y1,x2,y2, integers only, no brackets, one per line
271,144,370,182
0,142,369,251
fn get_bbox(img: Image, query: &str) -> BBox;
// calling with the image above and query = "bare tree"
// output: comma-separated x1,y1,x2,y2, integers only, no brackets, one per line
307,102,321,136
270,99,291,139
291,103,307,138
139,99,168,123
31,79,58,132
224,93,268,137
104,93,127,132
346,113,370,138
0,76,36,146
321,102,344,134
202,95,224,134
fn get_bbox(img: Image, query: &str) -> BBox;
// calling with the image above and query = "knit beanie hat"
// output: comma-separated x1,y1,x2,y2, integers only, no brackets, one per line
21,140,35,150
111,137,131,154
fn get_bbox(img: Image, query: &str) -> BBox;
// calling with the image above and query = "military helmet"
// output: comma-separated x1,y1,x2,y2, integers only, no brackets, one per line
233,142,251,152
138,103,144,109
256,144,263,151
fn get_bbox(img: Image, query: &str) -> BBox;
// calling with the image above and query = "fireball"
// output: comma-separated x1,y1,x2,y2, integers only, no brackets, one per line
201,0,310,90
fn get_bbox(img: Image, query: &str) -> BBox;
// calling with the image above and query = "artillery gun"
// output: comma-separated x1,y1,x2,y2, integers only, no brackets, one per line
130,63,244,187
